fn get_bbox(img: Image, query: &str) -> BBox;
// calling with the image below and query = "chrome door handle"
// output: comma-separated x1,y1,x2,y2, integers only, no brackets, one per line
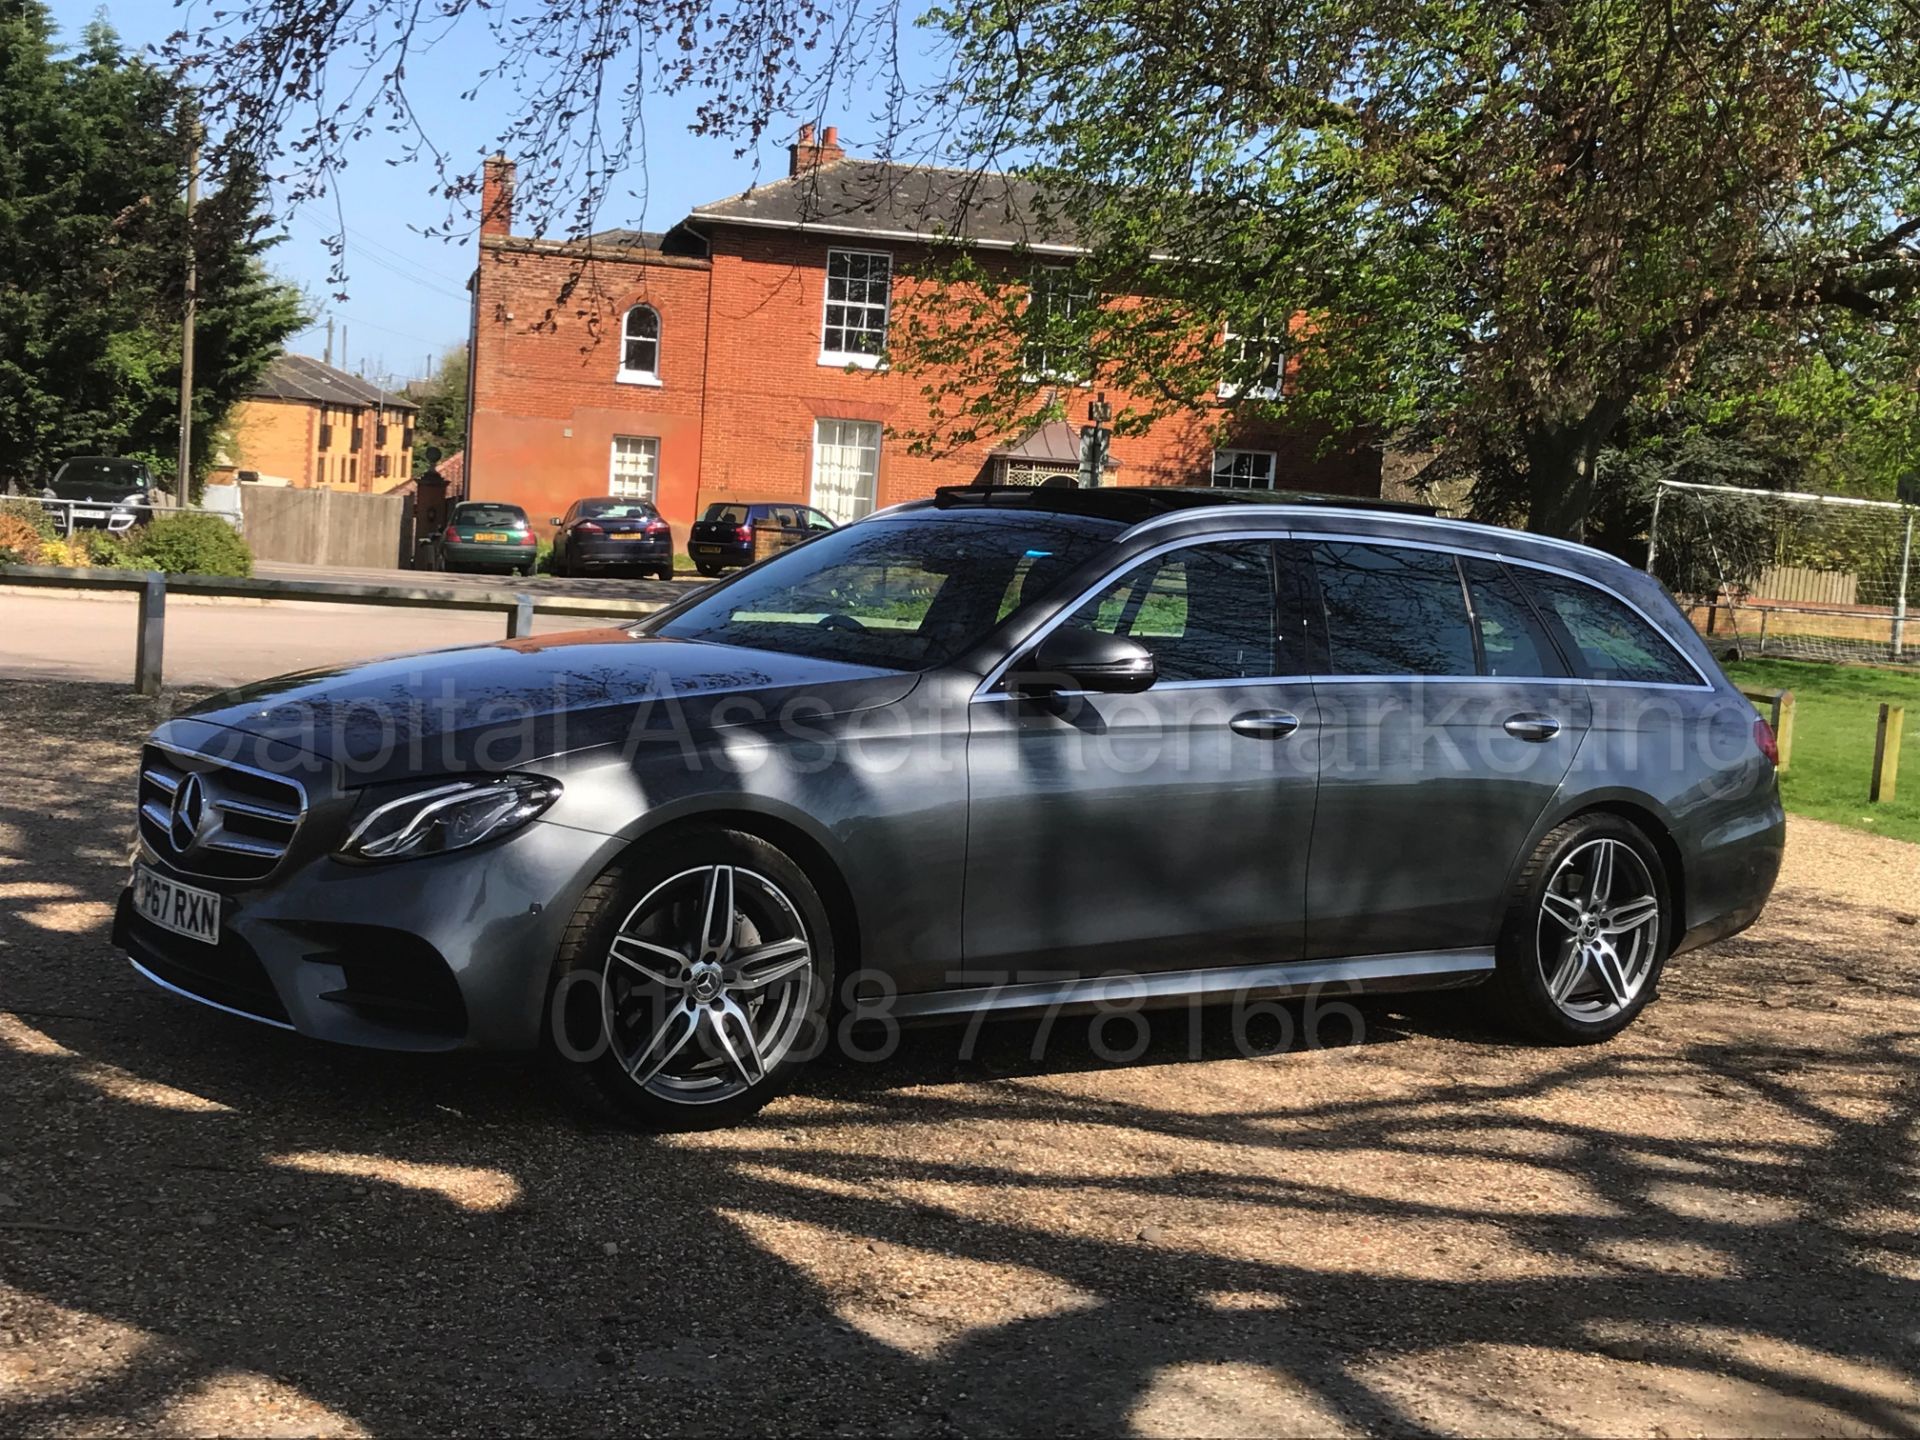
1503,713,1562,742
1230,710,1301,739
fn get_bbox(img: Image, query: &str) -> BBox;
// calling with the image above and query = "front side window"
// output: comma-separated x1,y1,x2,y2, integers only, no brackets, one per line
609,435,660,500
822,250,891,362
620,305,660,381
1311,541,1478,677
1024,267,1093,382
1520,569,1699,685
1211,450,1277,490
811,419,881,524
1218,325,1285,399
653,511,1124,670
1062,541,1277,682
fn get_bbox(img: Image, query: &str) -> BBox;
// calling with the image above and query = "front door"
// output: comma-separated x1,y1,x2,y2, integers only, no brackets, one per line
1300,540,1592,958
964,537,1319,979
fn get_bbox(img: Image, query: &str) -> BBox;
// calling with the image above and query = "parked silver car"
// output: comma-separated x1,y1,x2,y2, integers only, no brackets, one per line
114,487,1784,1129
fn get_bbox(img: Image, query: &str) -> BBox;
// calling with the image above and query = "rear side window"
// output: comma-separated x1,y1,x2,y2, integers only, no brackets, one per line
1519,569,1698,685
1063,541,1277,682
1460,558,1567,678
1310,542,1477,677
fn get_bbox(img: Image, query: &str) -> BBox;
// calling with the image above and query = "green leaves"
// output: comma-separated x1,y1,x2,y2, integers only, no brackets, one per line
0,3,304,486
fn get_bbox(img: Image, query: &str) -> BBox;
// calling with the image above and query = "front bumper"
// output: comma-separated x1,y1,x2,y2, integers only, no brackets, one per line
116,817,620,1052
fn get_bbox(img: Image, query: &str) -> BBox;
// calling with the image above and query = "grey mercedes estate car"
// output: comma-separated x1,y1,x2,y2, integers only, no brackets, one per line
115,487,1784,1128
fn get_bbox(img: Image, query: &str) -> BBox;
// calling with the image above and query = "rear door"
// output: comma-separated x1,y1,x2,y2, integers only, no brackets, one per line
1301,539,1591,959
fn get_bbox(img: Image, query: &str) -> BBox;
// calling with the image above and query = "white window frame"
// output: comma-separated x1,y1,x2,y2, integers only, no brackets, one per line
608,435,660,500
819,249,892,369
1217,324,1285,400
1023,267,1094,385
618,305,662,386
1211,449,1278,490
809,418,882,523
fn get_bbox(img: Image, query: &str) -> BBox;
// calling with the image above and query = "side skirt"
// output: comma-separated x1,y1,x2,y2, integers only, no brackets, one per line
871,948,1495,1024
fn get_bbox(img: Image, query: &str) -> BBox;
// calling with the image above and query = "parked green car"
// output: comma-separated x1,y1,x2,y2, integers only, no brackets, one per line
433,501,538,576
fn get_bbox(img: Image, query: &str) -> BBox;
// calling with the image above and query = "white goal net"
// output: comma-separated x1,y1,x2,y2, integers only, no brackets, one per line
1646,479,1920,665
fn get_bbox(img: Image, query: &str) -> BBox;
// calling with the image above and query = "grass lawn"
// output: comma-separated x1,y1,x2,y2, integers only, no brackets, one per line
1725,657,1920,844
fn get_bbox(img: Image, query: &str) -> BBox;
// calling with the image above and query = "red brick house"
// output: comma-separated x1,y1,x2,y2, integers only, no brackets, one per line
465,127,1380,538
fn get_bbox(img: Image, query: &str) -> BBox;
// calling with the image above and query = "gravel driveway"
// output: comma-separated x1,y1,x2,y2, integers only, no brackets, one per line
2,678,1916,1437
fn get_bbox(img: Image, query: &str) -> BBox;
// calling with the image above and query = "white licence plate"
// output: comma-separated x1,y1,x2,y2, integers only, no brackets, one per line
694,544,722,554
132,865,220,946
74,507,108,520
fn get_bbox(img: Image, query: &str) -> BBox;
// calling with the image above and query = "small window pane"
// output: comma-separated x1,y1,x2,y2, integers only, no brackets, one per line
1520,570,1697,685
1211,450,1276,490
610,435,659,500
1461,558,1567,678
622,306,659,376
811,419,881,523
1063,541,1275,682
823,250,891,357
1312,542,1478,677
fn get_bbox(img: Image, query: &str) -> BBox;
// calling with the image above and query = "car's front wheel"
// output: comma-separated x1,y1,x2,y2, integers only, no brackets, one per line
548,828,834,1130
1489,813,1671,1044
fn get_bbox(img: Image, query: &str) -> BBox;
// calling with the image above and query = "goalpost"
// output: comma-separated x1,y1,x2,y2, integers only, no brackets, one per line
1645,478,1919,666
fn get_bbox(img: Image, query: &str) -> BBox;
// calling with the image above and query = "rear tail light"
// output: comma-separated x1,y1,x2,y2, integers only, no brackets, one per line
518,531,536,545
576,521,604,534
735,524,753,543
442,525,459,543
1754,716,1780,768
645,521,668,535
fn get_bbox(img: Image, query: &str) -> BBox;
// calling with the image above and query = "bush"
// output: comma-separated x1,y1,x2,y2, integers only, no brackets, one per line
0,511,46,564
81,530,140,569
0,496,55,540
127,512,253,577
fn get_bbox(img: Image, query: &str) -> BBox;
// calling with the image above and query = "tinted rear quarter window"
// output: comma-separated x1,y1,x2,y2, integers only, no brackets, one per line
1311,542,1478,677
704,504,750,525
1519,569,1698,684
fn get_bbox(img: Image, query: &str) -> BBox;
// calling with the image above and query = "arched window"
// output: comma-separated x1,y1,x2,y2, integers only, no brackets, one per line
620,305,660,382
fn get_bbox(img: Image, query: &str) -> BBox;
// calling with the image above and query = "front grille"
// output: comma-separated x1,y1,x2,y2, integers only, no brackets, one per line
137,743,307,882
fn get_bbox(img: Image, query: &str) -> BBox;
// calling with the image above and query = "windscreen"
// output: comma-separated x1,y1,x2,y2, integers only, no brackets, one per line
651,509,1125,669
50,459,147,497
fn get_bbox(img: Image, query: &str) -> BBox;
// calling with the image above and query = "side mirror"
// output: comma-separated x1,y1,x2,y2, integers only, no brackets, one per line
548,516,563,527
1008,628,1157,695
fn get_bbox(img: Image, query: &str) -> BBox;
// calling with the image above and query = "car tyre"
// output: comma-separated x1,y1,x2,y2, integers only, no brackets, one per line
696,562,720,577
546,827,835,1131
1488,812,1671,1045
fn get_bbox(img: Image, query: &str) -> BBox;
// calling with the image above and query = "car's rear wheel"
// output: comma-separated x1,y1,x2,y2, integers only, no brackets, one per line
1489,813,1670,1044
548,828,833,1130
696,562,720,577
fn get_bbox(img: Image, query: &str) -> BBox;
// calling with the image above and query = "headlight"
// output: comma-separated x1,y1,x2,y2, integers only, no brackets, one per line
339,775,562,862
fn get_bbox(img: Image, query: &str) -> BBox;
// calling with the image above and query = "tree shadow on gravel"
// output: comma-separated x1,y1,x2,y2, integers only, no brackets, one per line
3,681,1918,1435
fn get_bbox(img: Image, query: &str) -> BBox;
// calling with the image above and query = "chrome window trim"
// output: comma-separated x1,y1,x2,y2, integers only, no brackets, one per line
1119,504,1631,568
971,524,1713,700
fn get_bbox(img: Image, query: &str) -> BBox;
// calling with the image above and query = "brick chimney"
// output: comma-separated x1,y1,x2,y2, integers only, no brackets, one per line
788,123,846,177
480,154,515,238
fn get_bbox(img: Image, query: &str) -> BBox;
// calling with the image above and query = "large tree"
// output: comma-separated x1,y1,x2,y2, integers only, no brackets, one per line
166,0,1919,534
899,0,1920,536
0,3,304,488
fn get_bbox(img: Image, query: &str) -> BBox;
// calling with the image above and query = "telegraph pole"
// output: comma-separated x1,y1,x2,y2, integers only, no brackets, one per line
176,101,200,497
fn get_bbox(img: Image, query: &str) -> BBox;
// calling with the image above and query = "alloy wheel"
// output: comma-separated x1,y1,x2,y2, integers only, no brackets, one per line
600,864,817,1104
1535,837,1662,1022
